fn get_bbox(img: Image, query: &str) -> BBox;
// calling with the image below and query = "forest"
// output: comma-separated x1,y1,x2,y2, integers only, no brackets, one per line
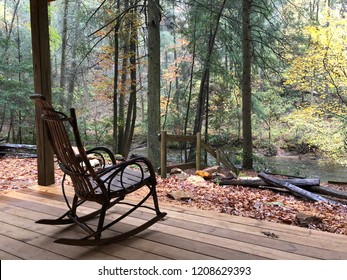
1,0,347,173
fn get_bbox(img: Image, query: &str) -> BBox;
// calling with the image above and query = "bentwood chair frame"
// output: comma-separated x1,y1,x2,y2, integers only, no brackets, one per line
31,94,166,246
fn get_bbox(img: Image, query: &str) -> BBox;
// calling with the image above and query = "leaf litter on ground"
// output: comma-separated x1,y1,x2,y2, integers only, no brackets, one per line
0,157,346,235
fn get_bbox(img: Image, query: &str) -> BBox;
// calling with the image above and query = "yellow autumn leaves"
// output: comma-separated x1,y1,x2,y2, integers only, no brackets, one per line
285,8,347,107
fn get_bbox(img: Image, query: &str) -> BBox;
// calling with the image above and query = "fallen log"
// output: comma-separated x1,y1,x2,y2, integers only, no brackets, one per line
217,177,320,187
306,185,347,200
0,143,37,158
219,175,347,202
328,180,347,185
258,172,337,204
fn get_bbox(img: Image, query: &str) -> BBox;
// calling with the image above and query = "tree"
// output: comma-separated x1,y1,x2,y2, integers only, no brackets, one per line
193,0,227,137
147,0,161,168
285,8,347,111
113,0,120,153
66,0,82,110
0,0,38,143
121,4,138,158
59,0,69,108
242,0,253,169
117,0,129,154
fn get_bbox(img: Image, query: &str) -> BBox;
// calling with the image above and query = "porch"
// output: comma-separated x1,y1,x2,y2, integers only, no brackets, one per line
0,185,346,260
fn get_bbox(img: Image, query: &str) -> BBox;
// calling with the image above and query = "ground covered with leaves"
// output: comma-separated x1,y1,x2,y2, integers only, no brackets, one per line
1,157,346,236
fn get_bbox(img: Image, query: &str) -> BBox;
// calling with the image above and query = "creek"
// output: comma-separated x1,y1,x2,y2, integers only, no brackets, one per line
130,146,347,183
259,155,347,183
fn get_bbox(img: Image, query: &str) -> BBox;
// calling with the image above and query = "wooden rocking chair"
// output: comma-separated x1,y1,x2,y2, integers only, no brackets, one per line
31,94,166,246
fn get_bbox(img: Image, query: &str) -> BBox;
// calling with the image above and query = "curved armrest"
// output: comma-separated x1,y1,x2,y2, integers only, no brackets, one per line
85,147,117,164
96,156,157,193
102,156,155,175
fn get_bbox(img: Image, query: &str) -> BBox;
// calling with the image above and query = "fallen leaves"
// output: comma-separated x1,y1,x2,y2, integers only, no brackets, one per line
1,157,347,236
0,157,63,191
156,173,347,235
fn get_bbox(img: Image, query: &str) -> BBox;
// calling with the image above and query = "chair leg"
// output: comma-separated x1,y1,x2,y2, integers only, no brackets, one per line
95,203,108,240
36,194,99,226
150,182,164,215
54,212,166,246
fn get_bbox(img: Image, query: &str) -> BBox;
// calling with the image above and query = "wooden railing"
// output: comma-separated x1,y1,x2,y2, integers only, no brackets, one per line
159,131,238,178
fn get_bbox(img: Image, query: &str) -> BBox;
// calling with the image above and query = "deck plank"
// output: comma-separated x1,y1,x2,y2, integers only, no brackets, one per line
0,233,68,260
0,250,21,260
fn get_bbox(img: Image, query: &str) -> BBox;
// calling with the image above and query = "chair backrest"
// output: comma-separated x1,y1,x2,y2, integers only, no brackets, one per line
31,94,101,199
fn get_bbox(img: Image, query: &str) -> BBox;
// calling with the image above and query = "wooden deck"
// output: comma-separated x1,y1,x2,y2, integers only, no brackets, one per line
0,185,347,260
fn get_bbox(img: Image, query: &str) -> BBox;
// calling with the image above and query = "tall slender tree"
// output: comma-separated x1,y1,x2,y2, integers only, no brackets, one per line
113,0,120,153
193,0,227,136
122,4,138,158
242,0,253,169
147,0,161,168
59,0,69,108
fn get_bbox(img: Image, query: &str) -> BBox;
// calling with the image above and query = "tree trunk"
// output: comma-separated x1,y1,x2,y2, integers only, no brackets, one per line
117,0,129,155
117,47,127,154
16,12,22,82
17,110,22,143
7,109,15,143
218,177,320,187
137,43,145,123
308,185,347,200
59,0,69,108
258,173,337,204
113,1,120,153
172,1,180,119
147,0,161,169
184,15,196,137
66,0,81,110
0,102,6,134
242,0,253,169
122,7,138,158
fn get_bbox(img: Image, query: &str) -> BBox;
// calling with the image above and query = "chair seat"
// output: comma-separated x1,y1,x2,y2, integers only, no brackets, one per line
96,166,152,196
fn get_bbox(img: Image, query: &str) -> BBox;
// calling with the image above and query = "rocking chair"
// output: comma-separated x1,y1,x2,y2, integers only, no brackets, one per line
31,94,166,246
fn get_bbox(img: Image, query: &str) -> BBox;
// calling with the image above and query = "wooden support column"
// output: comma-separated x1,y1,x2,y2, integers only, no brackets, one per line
30,0,55,185
216,149,221,166
160,131,167,178
196,132,201,170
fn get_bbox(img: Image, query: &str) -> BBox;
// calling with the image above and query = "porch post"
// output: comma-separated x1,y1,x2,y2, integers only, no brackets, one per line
30,0,55,185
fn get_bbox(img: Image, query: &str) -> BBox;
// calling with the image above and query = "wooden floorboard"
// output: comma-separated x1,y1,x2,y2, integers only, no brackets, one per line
0,185,346,260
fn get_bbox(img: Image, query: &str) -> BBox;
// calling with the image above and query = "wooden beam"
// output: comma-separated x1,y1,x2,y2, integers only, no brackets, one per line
30,0,55,185
160,131,168,178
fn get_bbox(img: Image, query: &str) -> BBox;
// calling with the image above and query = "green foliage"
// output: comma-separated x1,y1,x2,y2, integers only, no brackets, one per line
49,26,62,52
283,105,346,162
284,8,347,108
1,0,347,170
0,77,35,143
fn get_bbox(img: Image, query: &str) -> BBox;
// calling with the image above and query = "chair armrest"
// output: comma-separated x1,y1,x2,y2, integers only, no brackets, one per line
85,146,123,168
96,156,157,192
104,156,155,175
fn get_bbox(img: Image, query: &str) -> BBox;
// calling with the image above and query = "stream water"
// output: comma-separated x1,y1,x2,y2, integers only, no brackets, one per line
259,155,347,183
131,146,347,183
